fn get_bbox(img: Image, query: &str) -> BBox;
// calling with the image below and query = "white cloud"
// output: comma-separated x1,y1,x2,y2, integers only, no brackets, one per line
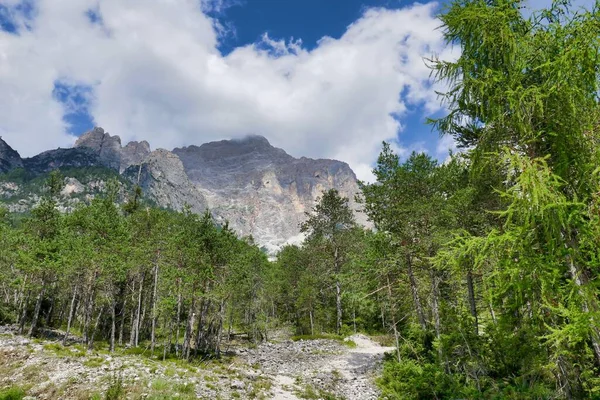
0,0,448,182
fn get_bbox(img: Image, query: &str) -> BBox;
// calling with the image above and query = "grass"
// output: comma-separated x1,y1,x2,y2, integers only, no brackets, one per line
83,357,105,368
295,383,343,400
0,386,26,400
43,342,86,357
248,377,273,399
104,374,124,400
291,333,357,348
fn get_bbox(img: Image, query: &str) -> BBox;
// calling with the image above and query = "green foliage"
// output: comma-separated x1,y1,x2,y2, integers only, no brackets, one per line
0,387,26,400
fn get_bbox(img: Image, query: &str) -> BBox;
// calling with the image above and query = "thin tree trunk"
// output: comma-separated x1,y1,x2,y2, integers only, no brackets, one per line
309,309,314,336
175,284,182,356
28,281,46,337
386,274,401,363
83,270,98,344
183,303,196,360
135,272,145,347
466,269,479,336
110,298,117,352
334,246,342,335
151,258,159,354
63,285,78,345
129,279,137,347
118,300,125,346
215,300,225,356
45,286,55,327
88,306,104,350
18,291,30,335
406,254,426,330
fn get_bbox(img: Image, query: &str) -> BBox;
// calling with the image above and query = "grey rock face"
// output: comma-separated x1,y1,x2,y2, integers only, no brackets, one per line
0,137,24,173
125,149,207,214
121,140,151,173
173,135,366,252
75,127,122,171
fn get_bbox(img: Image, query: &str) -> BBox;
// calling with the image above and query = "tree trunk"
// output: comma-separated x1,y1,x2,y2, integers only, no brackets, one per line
134,272,145,347
175,285,182,356
18,290,30,335
309,309,314,336
386,274,401,363
195,298,210,355
466,269,479,336
129,279,137,347
406,254,426,330
183,304,196,360
175,278,181,357
28,281,46,337
118,300,125,346
88,306,104,350
215,300,225,356
63,285,78,345
151,258,159,354
334,246,342,335
110,298,117,352
45,285,55,327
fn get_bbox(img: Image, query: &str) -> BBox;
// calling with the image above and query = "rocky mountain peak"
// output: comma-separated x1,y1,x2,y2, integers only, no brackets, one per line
121,140,151,173
0,136,24,173
75,127,122,171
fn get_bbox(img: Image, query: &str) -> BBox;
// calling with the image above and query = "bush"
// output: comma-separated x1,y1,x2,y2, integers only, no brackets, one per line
377,358,462,400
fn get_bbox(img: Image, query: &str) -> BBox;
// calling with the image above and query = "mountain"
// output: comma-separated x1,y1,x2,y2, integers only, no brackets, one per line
0,128,365,252
0,136,24,173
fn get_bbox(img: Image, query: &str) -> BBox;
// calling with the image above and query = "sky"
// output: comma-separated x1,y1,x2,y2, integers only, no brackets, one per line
0,0,595,182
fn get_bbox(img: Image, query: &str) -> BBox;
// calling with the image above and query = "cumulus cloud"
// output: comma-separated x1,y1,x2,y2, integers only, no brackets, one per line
0,0,449,181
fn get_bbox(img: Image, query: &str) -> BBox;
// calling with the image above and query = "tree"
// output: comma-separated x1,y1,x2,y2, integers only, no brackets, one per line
301,189,356,334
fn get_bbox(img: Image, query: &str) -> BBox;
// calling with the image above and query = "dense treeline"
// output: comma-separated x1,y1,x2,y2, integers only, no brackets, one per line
0,175,275,359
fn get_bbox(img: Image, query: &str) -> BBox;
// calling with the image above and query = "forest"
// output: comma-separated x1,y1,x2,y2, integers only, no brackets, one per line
1,0,600,398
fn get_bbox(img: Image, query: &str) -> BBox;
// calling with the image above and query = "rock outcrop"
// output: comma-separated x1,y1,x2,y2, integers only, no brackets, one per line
74,127,122,171
125,149,207,213
121,140,151,173
0,137,23,173
173,136,365,252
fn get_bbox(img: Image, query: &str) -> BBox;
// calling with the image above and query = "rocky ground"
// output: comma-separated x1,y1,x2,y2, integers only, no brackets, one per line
0,325,393,399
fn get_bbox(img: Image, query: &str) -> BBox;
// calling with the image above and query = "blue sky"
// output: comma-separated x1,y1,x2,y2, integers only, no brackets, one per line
0,0,595,181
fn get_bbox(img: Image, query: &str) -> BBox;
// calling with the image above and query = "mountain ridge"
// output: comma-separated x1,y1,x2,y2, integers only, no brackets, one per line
0,128,365,252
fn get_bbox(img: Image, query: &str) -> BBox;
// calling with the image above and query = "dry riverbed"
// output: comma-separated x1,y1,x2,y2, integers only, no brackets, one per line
0,326,393,399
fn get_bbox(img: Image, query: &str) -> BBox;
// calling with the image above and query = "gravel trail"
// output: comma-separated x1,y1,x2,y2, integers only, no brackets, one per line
241,334,394,400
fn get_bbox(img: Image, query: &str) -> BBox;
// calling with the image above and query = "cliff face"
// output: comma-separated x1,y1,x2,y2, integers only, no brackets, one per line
124,149,208,214
1,129,366,253
173,136,365,252
0,137,24,173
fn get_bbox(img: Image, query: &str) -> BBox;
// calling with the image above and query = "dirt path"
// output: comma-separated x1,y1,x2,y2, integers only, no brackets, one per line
241,334,394,400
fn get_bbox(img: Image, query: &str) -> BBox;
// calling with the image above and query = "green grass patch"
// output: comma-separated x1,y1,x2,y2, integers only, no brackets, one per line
0,386,26,400
83,357,105,368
